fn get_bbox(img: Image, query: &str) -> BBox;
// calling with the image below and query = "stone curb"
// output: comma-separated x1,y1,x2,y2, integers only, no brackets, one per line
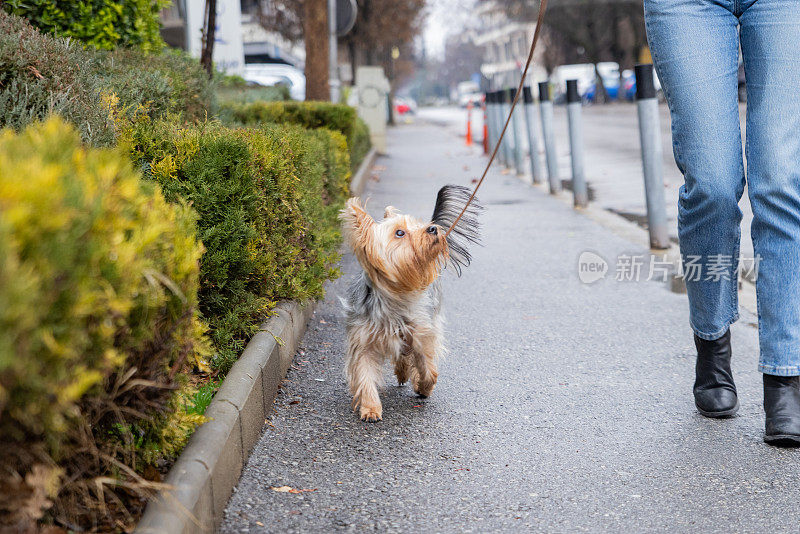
135,139,376,534
349,147,378,197
136,300,315,534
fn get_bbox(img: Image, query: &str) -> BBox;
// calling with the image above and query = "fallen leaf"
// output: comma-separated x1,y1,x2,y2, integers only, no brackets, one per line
271,486,317,494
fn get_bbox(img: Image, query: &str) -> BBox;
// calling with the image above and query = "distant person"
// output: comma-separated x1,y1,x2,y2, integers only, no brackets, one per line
645,0,800,446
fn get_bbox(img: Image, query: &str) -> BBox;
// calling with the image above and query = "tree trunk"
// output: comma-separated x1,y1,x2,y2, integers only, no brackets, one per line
348,39,357,85
200,0,217,78
304,0,330,101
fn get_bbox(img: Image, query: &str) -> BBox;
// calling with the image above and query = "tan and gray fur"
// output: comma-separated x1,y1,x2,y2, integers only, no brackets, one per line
339,185,481,421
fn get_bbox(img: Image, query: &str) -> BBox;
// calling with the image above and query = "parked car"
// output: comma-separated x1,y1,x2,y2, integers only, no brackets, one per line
456,80,482,108
243,63,305,101
583,62,622,102
617,68,663,102
551,64,595,102
394,97,417,116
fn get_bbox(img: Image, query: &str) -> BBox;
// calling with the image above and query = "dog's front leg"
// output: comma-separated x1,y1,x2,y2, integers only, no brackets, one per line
346,348,384,422
410,334,439,398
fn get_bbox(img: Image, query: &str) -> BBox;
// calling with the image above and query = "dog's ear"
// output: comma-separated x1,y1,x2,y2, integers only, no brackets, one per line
340,197,375,252
431,184,482,276
383,205,400,219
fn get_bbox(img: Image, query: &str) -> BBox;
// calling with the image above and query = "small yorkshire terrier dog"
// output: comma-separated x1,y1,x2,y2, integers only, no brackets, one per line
339,185,481,421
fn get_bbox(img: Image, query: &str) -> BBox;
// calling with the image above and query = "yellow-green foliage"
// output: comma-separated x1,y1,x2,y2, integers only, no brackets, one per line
125,118,350,372
3,0,168,53
222,100,371,170
0,118,210,529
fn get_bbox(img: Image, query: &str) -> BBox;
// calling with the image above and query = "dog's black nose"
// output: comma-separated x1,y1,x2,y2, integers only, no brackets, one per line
427,226,438,235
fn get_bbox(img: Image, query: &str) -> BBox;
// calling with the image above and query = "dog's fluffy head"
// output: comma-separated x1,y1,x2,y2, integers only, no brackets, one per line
340,185,481,293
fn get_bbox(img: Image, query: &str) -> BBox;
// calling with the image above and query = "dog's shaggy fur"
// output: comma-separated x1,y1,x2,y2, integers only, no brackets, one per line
339,185,481,421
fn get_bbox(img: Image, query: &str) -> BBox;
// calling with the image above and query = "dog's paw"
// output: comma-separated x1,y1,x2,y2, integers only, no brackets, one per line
359,406,382,422
413,380,436,398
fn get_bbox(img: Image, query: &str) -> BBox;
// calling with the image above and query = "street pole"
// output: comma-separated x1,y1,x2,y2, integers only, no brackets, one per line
539,81,561,194
328,0,339,102
635,64,669,250
522,86,545,185
566,79,588,207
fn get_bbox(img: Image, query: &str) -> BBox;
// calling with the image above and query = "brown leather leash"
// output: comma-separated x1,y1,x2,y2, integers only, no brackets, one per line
445,0,549,238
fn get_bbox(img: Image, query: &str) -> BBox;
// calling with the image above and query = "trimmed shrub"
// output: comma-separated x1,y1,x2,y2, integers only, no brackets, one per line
100,47,217,123
3,0,168,52
223,100,372,171
0,118,210,530
0,11,214,146
124,118,350,372
0,10,114,145
225,100,357,141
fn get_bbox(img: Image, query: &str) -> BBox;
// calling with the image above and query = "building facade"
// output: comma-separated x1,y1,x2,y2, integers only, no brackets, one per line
471,1,546,89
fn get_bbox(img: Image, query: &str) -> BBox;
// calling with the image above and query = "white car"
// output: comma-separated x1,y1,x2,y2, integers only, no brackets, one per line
243,63,306,101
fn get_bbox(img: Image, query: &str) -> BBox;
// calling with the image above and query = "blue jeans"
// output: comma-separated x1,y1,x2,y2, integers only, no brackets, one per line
644,0,800,376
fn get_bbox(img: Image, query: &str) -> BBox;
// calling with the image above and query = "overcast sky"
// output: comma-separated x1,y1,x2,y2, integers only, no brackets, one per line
422,0,476,59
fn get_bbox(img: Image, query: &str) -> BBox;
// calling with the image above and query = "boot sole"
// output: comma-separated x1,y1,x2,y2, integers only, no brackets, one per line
696,400,739,418
764,434,800,447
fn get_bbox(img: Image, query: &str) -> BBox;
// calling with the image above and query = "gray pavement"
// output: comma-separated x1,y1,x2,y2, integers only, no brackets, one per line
220,115,798,533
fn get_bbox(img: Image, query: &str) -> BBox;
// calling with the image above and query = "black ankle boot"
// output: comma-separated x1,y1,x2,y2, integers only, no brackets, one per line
694,330,739,418
763,374,800,447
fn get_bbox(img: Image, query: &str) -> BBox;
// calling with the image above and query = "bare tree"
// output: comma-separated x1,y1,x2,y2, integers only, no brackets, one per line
304,0,330,100
256,0,424,102
200,0,217,78
497,0,647,100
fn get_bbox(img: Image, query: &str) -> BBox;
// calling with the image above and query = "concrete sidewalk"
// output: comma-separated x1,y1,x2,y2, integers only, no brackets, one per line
221,116,798,533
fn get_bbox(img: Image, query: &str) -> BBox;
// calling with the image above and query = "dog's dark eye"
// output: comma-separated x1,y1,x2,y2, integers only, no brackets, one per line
427,226,438,235
395,229,405,238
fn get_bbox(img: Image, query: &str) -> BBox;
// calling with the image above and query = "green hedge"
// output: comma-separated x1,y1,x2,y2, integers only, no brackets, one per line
0,118,210,530
124,118,350,373
2,0,168,52
222,100,372,169
0,11,214,147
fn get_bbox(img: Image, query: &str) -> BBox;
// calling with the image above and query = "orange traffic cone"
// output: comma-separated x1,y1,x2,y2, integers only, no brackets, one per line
466,102,473,146
482,97,489,154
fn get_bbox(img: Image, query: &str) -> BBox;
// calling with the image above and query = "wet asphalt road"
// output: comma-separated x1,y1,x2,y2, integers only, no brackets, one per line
220,117,799,533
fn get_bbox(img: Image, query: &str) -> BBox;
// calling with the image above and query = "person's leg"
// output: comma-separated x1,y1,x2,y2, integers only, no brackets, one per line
645,0,744,339
740,0,800,445
644,0,743,417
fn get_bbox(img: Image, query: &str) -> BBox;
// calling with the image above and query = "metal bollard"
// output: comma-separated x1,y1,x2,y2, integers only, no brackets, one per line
487,91,498,155
566,79,588,207
539,81,561,194
635,64,669,250
500,89,515,168
509,88,525,176
522,86,545,184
